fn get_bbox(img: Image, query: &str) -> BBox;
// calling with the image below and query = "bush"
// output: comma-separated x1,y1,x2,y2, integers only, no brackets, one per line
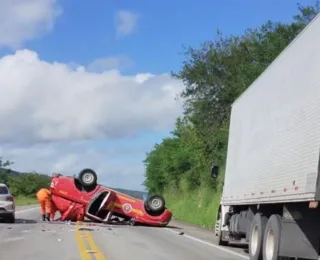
0,158,51,199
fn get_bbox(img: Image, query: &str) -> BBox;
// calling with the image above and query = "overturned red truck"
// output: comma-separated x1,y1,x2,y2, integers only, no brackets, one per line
50,169,172,226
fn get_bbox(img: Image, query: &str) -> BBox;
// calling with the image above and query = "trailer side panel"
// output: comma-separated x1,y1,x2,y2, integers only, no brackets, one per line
222,14,320,205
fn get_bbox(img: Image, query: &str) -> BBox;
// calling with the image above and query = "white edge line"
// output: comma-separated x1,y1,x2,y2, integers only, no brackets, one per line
165,228,249,260
16,207,39,214
2,236,25,243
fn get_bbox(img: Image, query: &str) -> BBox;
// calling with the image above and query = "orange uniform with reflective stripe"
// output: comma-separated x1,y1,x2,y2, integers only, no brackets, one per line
36,188,53,217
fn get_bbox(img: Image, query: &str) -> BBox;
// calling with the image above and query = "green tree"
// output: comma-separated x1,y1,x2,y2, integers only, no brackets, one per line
143,2,320,227
0,157,13,168
0,156,51,197
172,2,320,167
0,157,14,184
8,172,51,197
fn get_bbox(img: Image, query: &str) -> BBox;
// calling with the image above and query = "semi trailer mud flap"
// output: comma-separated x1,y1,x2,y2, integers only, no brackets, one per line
280,204,319,259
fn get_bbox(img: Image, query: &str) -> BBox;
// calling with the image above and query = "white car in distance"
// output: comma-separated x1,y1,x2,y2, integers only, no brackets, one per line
0,183,15,223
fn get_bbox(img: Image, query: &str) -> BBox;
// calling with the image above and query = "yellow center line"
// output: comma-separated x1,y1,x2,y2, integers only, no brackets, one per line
75,222,91,260
85,230,106,260
75,222,107,260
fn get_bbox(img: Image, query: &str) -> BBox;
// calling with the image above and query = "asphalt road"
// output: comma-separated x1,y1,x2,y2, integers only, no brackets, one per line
0,206,249,260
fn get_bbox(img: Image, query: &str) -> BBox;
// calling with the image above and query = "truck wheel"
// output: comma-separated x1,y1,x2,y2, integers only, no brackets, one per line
249,213,268,260
7,214,15,223
78,168,97,188
145,195,165,213
262,214,287,260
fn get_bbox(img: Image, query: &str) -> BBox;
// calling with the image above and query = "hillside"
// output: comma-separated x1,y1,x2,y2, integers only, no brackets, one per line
0,167,147,201
0,167,21,176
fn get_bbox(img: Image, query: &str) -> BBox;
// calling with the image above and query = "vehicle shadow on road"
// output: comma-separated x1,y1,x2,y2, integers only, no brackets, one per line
126,224,182,230
165,225,182,229
226,242,248,254
14,219,37,224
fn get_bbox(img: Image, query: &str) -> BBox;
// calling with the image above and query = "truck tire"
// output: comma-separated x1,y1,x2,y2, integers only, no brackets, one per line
78,168,97,188
249,213,268,260
145,195,165,214
7,214,15,223
262,214,287,260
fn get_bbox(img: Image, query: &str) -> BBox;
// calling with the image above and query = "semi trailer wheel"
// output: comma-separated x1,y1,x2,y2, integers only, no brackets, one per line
262,214,288,260
249,213,268,260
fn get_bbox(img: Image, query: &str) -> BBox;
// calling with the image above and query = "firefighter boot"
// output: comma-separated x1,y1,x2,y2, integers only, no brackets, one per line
42,214,46,221
46,213,50,221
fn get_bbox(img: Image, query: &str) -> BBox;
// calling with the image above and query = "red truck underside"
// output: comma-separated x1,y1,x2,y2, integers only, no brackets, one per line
50,175,172,227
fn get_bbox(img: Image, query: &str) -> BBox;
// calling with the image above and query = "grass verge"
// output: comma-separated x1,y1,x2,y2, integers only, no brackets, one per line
164,186,221,229
15,196,38,206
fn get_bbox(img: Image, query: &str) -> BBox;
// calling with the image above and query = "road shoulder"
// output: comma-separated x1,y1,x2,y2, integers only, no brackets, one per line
167,219,249,259
167,219,217,241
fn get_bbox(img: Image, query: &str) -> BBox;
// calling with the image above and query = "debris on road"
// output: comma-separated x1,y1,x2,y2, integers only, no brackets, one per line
86,250,97,254
178,232,184,235
78,227,94,231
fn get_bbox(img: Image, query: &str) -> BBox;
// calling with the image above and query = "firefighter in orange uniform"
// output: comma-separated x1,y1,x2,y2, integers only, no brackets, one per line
36,187,54,221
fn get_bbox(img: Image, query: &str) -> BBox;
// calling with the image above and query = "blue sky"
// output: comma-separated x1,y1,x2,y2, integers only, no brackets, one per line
0,0,316,191
18,0,316,73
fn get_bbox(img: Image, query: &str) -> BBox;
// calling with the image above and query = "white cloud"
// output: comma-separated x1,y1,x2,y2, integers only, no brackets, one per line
0,49,183,144
87,55,134,72
0,2,181,192
0,141,152,190
0,0,62,49
115,10,139,37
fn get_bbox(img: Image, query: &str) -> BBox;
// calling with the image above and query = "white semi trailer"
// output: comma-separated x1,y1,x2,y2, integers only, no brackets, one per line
212,13,320,260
